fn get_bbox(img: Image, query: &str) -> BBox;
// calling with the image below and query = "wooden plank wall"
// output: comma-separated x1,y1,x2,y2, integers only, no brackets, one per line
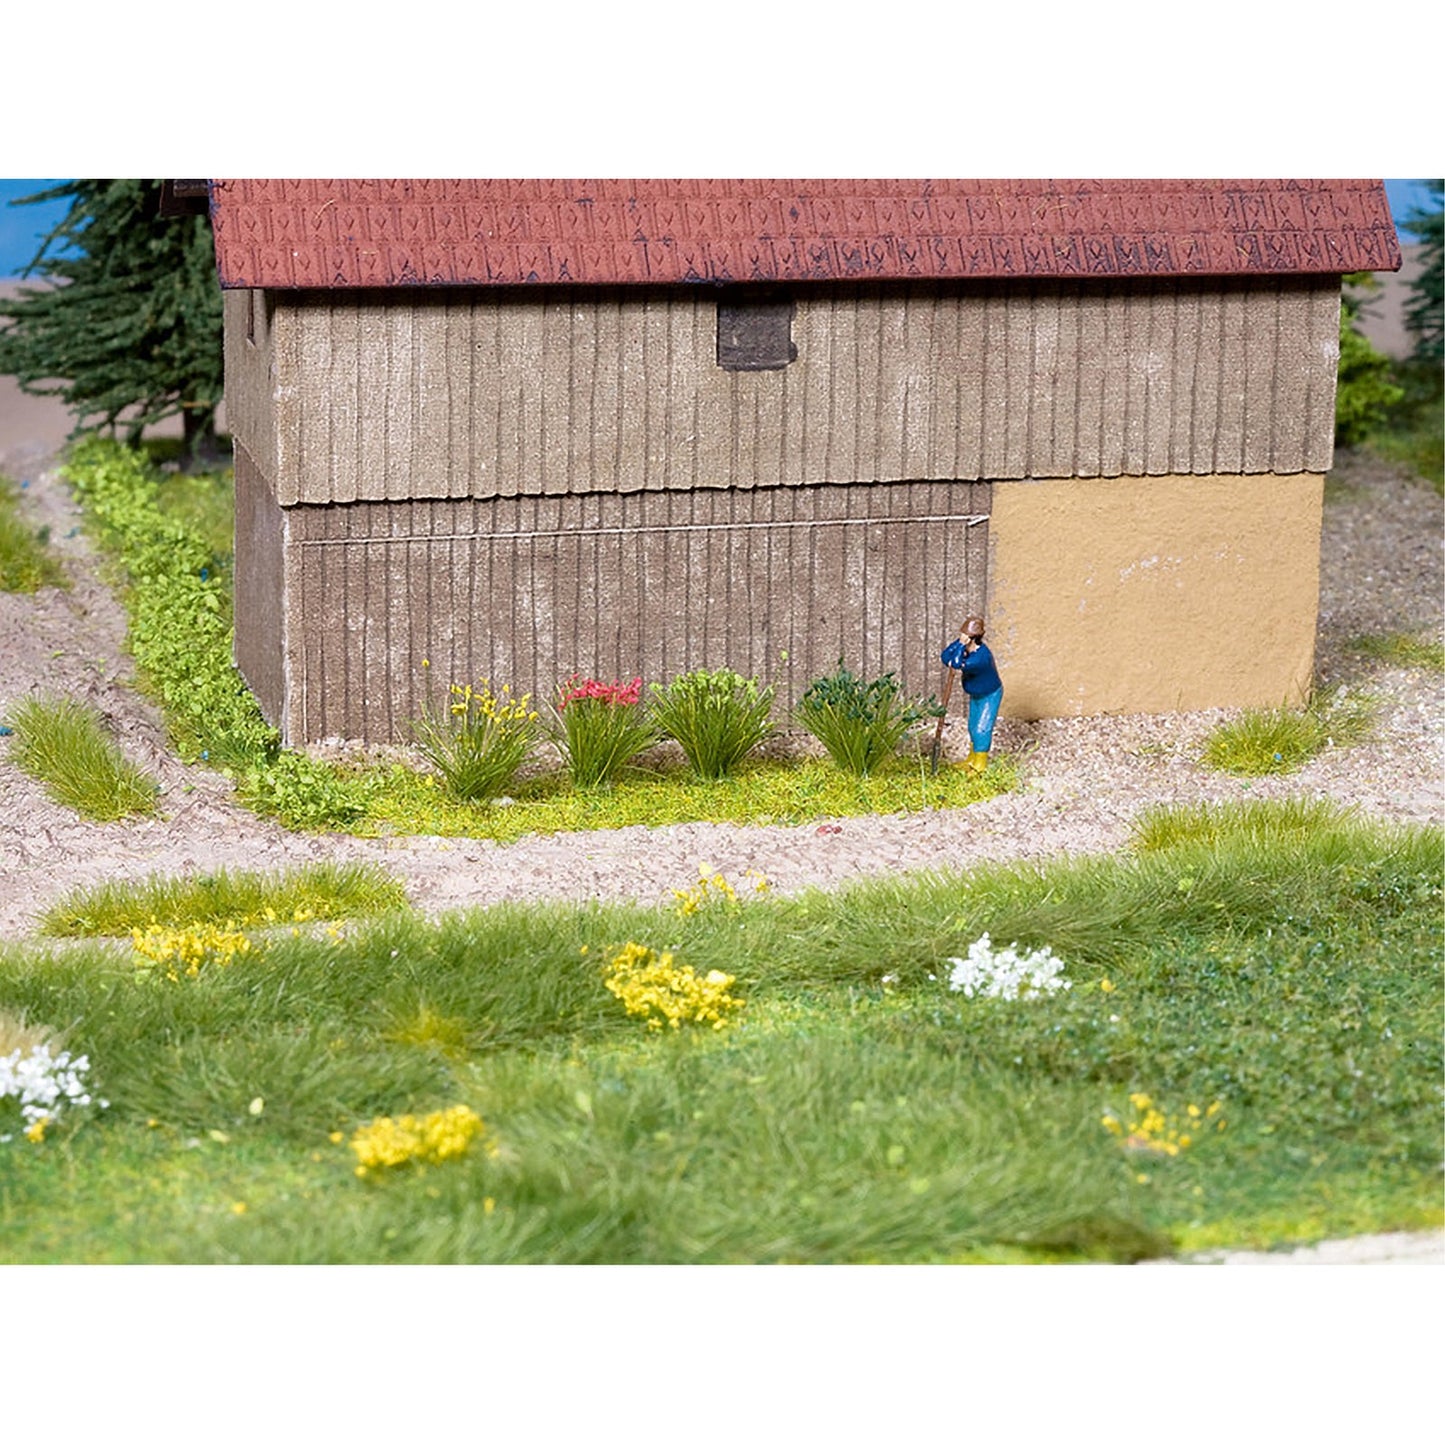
266,277,1340,507
284,481,990,743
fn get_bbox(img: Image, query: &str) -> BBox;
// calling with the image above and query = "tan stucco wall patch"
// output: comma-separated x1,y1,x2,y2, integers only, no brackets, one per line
988,474,1324,717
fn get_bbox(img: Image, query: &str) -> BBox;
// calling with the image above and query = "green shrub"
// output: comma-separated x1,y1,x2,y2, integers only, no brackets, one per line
411,678,540,802
60,437,277,771
1336,279,1405,448
796,661,941,776
234,750,379,830
548,676,658,788
5,694,158,820
649,667,775,780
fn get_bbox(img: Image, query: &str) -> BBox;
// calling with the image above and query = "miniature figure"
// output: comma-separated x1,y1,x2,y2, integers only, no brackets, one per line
940,616,1002,772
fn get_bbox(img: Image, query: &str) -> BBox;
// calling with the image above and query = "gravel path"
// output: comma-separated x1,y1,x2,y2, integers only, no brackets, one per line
0,440,1440,1265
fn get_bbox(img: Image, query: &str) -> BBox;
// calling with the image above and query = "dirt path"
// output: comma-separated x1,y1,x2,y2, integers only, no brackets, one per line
2,447,1440,940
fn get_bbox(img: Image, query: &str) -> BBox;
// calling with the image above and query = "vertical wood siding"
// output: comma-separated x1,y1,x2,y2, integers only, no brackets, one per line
257,278,1340,508
284,481,990,743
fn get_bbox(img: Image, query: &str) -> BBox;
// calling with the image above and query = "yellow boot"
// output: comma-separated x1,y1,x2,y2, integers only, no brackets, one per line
967,750,989,773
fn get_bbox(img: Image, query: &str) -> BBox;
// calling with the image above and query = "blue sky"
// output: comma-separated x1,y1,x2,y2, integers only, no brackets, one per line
0,178,1438,281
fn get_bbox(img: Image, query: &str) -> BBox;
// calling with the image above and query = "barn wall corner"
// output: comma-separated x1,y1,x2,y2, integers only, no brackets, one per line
988,474,1324,718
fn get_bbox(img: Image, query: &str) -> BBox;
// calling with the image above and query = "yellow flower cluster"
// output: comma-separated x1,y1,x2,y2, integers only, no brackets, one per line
671,865,770,918
349,1104,491,1177
603,940,745,1031
131,922,254,980
1101,1092,1225,1157
447,680,537,725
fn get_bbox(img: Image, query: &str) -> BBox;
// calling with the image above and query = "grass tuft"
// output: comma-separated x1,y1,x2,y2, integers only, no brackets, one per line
1200,688,1378,776
0,477,67,593
5,694,158,821
1129,796,1364,853
1346,630,1445,673
38,861,410,937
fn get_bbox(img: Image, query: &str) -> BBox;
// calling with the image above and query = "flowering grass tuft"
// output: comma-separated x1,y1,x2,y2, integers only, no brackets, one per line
1101,1092,1225,1158
39,861,408,937
131,922,254,980
1,1033,108,1144
350,1104,491,1176
412,675,540,802
946,934,1071,1000
603,940,745,1031
649,667,775,779
549,675,658,788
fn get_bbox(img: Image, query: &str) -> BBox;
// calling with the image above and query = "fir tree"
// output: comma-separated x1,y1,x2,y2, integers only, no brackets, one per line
0,180,223,456
1401,179,1442,365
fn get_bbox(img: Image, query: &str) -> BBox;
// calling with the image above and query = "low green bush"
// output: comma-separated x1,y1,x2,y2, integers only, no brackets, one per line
60,437,277,771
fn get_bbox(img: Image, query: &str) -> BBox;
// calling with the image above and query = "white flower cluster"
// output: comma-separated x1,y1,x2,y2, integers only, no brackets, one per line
0,1045,108,1142
946,934,1071,1001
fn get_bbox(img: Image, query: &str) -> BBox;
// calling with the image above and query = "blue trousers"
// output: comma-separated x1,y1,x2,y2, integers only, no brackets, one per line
967,687,1003,752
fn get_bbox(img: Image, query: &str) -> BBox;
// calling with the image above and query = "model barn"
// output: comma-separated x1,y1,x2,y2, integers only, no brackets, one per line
206,179,1400,745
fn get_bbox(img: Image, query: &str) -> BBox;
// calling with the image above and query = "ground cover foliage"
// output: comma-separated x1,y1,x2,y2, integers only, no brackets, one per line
1,801,1439,1264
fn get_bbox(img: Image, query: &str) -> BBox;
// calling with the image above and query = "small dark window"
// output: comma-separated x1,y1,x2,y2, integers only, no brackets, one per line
717,290,797,371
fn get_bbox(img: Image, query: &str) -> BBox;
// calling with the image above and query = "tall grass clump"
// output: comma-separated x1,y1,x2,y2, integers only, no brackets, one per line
1201,688,1378,776
796,661,942,776
649,667,775,780
6,695,158,821
0,477,66,592
549,676,658,788
412,677,540,802
38,861,409,937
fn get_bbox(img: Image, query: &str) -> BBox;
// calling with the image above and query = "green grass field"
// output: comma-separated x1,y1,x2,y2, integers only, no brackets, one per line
3,801,1439,1264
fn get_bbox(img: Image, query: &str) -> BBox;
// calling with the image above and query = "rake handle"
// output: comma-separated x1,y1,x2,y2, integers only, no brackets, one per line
930,664,957,774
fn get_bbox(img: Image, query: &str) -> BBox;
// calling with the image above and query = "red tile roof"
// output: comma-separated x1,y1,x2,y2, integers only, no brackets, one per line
208,179,1400,289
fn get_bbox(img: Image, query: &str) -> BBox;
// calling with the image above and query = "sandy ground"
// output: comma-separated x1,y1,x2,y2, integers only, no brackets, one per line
1,382,1441,1266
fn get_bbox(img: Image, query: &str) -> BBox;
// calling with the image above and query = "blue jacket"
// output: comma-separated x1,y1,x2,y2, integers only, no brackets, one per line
941,639,1002,697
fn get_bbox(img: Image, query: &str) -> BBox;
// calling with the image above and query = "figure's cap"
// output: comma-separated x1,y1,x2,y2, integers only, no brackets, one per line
962,616,986,638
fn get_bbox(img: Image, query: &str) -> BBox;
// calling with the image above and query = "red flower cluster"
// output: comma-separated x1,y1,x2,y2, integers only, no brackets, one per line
558,676,643,710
